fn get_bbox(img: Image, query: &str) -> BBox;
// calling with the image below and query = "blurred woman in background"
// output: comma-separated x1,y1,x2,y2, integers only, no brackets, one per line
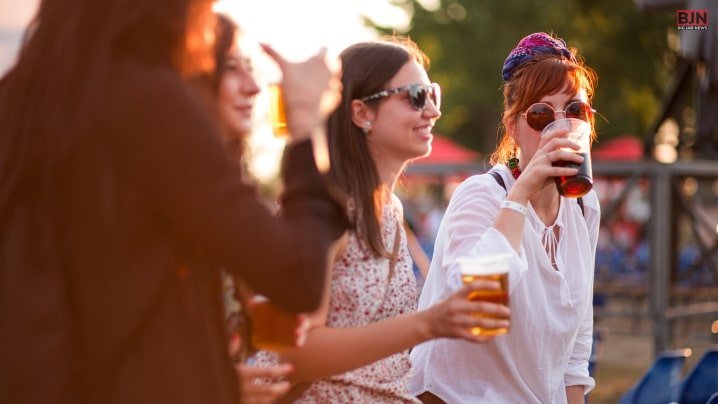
190,14,302,403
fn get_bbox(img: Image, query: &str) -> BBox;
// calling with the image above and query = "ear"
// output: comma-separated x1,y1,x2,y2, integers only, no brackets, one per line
504,113,518,143
350,99,376,131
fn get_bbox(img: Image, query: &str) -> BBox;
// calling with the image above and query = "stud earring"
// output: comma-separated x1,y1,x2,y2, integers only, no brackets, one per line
362,121,372,134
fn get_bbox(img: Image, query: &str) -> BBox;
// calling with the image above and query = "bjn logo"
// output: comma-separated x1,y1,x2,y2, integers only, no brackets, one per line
677,10,709,30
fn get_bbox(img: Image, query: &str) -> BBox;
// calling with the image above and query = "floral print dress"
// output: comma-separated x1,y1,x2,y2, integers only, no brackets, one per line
257,198,420,403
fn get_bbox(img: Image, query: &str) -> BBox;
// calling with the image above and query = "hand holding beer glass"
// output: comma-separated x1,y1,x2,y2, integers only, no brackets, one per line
423,255,510,342
456,254,512,336
541,118,593,198
260,44,342,173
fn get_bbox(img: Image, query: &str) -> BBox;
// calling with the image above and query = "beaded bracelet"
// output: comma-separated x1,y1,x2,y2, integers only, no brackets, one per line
501,200,527,216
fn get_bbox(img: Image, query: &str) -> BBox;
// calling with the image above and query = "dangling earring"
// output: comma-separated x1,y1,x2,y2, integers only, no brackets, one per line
508,142,521,179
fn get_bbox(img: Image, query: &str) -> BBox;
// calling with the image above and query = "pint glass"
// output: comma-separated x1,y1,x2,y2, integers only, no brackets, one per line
456,254,511,336
542,118,593,198
267,84,288,137
249,296,298,351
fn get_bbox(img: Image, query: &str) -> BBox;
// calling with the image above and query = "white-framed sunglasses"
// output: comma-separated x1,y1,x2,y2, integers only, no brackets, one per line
361,82,441,111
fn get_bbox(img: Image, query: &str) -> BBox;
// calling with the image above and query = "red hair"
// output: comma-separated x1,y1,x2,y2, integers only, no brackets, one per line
490,53,598,165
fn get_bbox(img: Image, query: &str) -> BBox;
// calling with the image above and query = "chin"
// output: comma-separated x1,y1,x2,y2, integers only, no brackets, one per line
408,143,432,161
230,121,252,137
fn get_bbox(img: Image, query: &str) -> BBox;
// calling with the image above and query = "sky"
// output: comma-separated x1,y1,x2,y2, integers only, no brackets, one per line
215,0,410,60
0,0,38,74
0,0,413,76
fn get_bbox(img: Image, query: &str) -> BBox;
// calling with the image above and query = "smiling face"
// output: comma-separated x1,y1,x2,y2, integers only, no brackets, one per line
216,37,261,139
363,60,441,167
508,83,589,163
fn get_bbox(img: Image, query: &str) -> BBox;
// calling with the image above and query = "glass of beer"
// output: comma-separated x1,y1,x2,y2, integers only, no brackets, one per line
542,118,593,198
267,83,289,137
456,254,511,336
248,295,299,351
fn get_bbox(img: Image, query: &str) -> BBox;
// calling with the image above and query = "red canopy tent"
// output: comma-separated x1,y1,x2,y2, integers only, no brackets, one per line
405,135,483,182
416,135,481,164
592,136,644,161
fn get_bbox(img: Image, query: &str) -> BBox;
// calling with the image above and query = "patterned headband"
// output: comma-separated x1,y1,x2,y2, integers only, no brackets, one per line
501,32,577,82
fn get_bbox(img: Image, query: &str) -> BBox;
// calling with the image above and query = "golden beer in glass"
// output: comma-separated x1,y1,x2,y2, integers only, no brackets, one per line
249,296,297,351
267,84,288,137
456,254,511,336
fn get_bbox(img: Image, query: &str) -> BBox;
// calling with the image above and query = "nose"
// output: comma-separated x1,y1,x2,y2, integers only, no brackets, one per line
242,74,261,97
423,98,441,119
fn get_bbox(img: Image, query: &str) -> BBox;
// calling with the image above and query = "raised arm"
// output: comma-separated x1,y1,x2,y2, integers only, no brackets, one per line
112,62,346,314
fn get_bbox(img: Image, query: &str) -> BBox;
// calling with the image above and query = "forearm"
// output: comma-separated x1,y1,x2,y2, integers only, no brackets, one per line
566,385,585,404
279,311,433,383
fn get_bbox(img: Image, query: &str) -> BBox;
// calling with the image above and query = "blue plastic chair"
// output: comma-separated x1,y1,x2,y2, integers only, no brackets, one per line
707,392,718,404
619,349,691,404
677,347,718,404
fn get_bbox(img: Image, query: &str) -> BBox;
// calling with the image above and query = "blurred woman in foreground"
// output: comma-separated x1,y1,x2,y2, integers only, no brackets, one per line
0,1,347,403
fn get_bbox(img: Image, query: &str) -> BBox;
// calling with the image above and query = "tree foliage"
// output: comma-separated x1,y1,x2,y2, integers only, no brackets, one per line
372,0,676,154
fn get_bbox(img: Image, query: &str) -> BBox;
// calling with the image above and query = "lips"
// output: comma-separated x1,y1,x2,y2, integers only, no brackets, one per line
414,124,434,140
233,105,254,115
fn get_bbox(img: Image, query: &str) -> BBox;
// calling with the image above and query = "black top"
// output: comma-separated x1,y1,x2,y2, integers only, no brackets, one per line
0,59,347,404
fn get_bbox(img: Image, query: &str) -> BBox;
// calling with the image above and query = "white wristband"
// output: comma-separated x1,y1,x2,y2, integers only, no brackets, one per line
501,200,527,216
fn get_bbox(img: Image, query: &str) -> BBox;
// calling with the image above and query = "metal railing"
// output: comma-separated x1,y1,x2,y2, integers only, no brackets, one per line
593,160,718,354
407,158,718,354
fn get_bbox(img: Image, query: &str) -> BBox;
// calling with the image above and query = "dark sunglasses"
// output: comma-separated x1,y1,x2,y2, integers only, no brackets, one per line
521,101,595,131
361,83,441,111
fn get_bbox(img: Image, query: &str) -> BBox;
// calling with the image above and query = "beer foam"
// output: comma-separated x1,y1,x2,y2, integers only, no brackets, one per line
456,253,512,276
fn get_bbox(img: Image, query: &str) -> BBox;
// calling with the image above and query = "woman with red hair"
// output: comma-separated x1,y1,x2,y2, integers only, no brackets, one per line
410,32,600,403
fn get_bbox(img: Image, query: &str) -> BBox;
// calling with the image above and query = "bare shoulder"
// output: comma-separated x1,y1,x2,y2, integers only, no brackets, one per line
390,193,404,220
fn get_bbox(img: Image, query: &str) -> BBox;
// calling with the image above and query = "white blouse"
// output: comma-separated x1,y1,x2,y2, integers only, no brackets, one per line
409,165,599,404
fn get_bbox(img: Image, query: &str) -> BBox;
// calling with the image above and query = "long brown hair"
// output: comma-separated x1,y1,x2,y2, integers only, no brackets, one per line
0,0,215,257
490,52,598,165
327,37,429,258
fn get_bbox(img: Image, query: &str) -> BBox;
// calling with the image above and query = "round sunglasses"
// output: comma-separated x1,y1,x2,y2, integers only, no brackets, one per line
361,82,441,111
521,101,595,131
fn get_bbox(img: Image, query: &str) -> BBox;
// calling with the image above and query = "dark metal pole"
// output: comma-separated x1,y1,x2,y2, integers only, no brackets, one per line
649,164,673,355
